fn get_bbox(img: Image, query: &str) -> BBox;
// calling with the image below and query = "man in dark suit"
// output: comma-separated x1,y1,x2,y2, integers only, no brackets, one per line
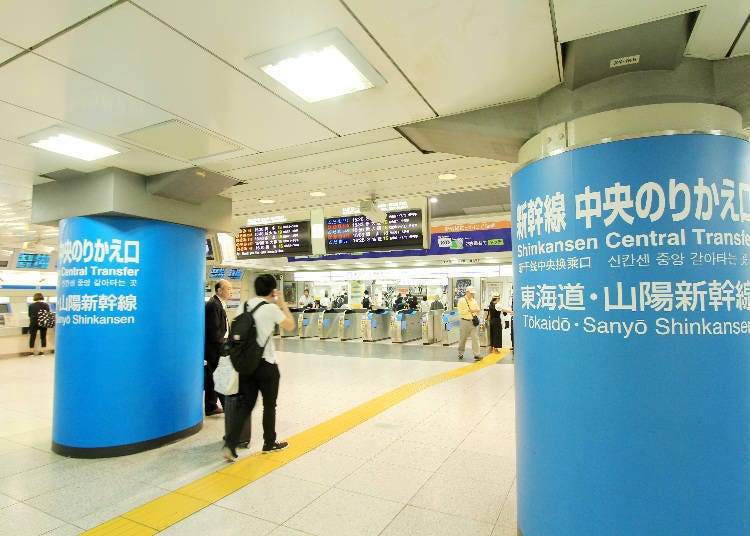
205,279,232,416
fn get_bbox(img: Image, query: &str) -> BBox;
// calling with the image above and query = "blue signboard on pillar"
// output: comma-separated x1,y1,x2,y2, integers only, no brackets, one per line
512,134,750,535
53,216,205,457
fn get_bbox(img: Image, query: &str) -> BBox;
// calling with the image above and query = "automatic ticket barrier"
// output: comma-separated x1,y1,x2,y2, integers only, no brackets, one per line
390,309,421,343
319,309,346,339
361,309,391,342
421,310,444,344
340,309,365,340
282,308,304,337
299,309,324,338
441,310,461,345
479,318,489,347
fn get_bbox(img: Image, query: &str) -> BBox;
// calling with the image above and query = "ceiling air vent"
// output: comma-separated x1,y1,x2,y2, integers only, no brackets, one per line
562,12,697,89
121,120,242,160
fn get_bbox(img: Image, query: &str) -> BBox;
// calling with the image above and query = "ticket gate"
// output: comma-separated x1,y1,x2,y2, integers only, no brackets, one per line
282,308,304,337
299,309,324,338
361,309,391,342
390,309,422,343
421,310,444,344
340,309,366,340
319,309,346,339
479,318,489,347
441,310,461,345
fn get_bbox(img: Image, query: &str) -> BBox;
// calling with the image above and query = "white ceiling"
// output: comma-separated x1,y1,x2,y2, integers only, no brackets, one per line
0,0,746,269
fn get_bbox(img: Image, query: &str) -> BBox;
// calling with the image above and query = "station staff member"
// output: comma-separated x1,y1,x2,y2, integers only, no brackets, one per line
298,289,314,309
457,286,482,361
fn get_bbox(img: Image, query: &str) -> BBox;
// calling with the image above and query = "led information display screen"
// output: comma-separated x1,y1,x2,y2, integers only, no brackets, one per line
235,221,312,258
15,252,51,269
325,209,424,253
208,266,226,279
227,268,243,280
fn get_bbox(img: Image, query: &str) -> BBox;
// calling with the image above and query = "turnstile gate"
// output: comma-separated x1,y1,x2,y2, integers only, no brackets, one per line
319,309,346,339
390,309,421,343
299,309,324,338
282,309,304,337
361,309,391,341
340,310,365,340
441,311,460,345
421,310,444,344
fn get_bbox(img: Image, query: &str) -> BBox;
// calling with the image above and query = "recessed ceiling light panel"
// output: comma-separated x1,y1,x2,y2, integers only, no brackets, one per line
247,28,386,103
21,127,122,161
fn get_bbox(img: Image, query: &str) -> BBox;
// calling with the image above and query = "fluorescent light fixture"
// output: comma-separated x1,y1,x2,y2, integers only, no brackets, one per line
310,191,326,197
438,173,457,181
21,126,123,161
258,199,276,204
247,28,386,103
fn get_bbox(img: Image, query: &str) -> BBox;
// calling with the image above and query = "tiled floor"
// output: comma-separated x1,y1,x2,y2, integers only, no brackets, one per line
0,338,517,536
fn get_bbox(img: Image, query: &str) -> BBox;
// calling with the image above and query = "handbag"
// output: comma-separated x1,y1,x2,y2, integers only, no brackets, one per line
466,296,480,326
38,309,56,328
213,354,239,395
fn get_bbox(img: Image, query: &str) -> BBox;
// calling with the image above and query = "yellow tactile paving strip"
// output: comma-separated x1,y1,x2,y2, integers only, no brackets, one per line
84,351,507,535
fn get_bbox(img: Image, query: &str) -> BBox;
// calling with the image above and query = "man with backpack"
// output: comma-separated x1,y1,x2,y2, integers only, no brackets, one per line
223,274,295,461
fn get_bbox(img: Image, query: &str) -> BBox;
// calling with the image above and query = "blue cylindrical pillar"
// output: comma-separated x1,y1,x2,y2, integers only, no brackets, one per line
52,216,205,457
512,132,750,534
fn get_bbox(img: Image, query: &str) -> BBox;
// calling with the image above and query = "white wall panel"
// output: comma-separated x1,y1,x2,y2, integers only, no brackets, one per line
0,0,112,48
34,3,336,151
133,0,435,134
0,54,174,137
345,0,560,114
0,39,22,63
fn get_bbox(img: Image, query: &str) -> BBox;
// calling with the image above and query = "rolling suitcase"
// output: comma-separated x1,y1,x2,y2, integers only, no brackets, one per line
224,394,251,448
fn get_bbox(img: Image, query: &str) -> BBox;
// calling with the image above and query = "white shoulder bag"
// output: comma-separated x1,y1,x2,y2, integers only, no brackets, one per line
213,354,239,395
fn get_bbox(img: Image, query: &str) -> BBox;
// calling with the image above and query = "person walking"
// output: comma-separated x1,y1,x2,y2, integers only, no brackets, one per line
223,274,295,461
457,286,482,361
486,293,502,353
205,279,232,416
27,292,51,356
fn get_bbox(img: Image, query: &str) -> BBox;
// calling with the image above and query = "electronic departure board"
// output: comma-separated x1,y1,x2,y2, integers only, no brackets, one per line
15,252,51,269
235,221,312,258
325,209,425,253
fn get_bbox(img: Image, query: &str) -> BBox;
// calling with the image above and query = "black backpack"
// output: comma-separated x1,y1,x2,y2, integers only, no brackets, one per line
225,301,270,375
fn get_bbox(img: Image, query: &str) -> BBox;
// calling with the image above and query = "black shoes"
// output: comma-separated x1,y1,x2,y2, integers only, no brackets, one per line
205,407,224,416
474,355,483,361
222,444,238,462
262,441,289,453
237,441,250,449
458,355,464,360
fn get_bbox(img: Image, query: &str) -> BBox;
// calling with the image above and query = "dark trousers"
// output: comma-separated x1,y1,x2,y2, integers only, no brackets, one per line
29,325,47,349
225,360,280,448
489,317,502,348
204,364,225,414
